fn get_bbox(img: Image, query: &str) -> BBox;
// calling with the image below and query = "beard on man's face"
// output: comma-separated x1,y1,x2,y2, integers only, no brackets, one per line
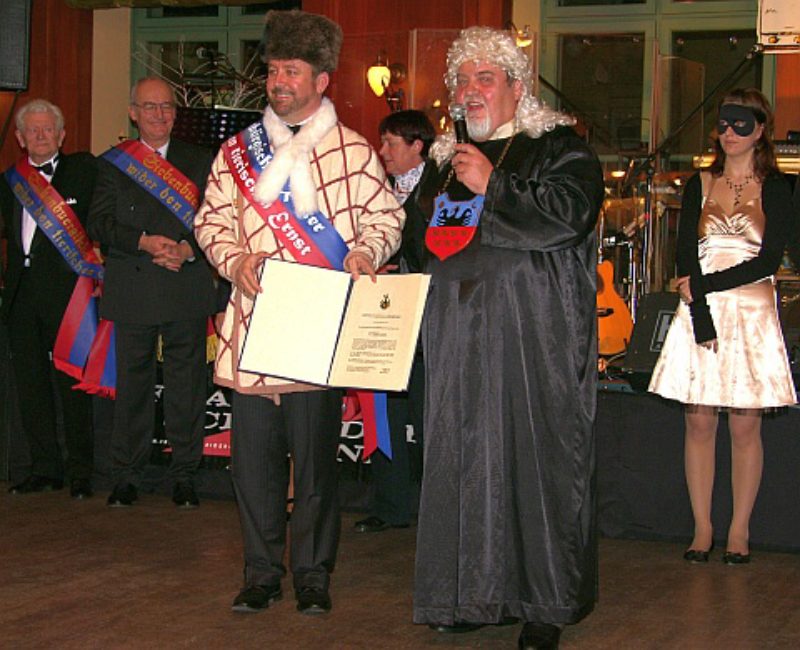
268,86,304,117
466,115,492,141
462,93,492,141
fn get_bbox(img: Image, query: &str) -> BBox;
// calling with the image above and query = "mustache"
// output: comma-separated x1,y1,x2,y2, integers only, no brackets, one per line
270,86,295,97
462,93,487,109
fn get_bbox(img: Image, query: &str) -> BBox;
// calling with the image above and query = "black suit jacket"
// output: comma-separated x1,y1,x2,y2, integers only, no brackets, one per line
88,138,217,324
0,151,97,323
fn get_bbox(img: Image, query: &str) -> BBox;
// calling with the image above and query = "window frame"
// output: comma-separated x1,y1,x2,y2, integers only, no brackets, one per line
540,0,769,155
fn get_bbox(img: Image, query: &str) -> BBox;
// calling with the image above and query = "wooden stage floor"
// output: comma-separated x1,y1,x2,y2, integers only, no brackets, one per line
1,485,799,649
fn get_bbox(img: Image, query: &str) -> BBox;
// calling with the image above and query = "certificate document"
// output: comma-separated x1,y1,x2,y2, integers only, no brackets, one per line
239,259,430,391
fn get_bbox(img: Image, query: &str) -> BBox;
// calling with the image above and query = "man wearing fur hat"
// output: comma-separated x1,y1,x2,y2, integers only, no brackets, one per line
194,10,404,616
411,27,604,648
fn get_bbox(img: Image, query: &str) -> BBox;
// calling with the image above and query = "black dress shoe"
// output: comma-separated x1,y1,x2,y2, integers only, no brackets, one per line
353,515,409,533
107,483,138,507
295,586,331,615
683,540,714,563
428,622,484,634
70,478,93,499
722,551,751,565
8,476,64,494
519,622,562,650
172,482,199,508
231,584,282,613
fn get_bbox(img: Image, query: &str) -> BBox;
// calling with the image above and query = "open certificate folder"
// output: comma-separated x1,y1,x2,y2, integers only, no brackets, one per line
239,259,430,392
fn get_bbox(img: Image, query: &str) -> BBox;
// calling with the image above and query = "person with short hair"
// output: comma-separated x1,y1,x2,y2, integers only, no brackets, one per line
1,99,96,499
89,77,217,509
194,10,404,616
353,110,436,534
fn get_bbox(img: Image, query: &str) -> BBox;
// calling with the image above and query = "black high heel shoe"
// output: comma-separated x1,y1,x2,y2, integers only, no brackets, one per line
683,540,715,563
722,551,751,565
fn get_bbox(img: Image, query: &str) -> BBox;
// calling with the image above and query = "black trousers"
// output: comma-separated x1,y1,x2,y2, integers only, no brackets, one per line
231,389,342,592
111,318,206,486
368,351,424,525
7,275,93,481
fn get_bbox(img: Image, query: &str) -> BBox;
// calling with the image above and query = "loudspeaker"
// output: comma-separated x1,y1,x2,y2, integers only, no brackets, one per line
0,0,32,91
622,292,680,390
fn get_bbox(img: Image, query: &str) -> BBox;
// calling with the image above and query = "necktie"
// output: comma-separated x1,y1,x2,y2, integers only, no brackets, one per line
34,161,55,175
33,154,59,175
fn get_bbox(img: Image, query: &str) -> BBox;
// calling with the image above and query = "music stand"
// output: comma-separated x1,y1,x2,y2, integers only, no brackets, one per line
173,105,262,155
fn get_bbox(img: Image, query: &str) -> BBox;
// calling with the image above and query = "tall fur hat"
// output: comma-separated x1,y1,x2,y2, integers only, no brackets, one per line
259,10,343,73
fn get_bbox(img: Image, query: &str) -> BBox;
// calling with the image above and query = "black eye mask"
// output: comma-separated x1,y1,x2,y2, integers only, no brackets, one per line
717,104,758,137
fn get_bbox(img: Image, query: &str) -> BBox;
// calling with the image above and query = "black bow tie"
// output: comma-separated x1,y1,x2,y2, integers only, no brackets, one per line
34,156,59,176
288,124,301,135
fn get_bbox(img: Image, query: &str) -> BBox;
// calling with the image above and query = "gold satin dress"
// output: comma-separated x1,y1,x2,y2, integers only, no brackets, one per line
649,192,797,409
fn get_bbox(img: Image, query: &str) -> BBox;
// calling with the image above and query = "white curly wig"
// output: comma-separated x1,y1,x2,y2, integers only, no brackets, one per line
430,26,575,166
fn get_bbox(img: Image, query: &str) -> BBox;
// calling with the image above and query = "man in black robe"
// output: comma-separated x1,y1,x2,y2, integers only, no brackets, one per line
412,27,604,650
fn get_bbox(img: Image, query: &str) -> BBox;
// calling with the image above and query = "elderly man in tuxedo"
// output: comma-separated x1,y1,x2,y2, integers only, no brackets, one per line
0,99,96,499
89,77,217,508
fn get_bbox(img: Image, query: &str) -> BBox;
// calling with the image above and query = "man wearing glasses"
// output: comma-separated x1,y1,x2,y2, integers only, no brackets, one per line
89,77,217,509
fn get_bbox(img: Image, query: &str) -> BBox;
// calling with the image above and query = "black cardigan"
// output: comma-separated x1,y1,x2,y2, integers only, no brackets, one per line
676,171,794,343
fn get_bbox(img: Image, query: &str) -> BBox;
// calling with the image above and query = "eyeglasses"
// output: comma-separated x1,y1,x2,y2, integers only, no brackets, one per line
132,102,177,114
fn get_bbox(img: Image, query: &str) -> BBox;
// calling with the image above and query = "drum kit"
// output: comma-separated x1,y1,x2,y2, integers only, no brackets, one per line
596,176,684,363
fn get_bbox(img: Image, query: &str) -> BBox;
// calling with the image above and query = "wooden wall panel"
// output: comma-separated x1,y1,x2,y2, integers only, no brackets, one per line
0,0,508,168
774,53,800,141
306,0,482,31
0,0,93,171
304,0,511,146
467,0,512,28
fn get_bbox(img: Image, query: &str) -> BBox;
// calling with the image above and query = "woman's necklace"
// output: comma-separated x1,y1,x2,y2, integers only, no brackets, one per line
723,172,755,208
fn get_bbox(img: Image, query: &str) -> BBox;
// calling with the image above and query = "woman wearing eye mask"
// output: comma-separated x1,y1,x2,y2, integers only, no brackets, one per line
649,88,796,564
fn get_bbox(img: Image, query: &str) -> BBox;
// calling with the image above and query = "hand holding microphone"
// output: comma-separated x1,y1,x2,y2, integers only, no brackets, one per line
449,103,493,195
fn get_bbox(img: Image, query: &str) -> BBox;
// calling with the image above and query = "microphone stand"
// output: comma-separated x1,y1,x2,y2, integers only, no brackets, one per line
538,74,615,148
621,43,761,316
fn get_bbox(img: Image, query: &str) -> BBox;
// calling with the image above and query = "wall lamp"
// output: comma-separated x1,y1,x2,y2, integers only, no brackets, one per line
367,55,391,97
506,21,533,48
367,53,407,112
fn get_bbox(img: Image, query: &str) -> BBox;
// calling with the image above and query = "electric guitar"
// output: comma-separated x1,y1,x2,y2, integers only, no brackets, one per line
596,260,634,356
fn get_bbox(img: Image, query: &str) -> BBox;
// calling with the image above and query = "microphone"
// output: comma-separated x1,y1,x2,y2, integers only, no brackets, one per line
449,103,469,144
196,46,219,60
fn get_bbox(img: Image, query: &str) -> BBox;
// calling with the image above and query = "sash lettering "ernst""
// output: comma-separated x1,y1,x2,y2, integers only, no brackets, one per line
267,212,312,256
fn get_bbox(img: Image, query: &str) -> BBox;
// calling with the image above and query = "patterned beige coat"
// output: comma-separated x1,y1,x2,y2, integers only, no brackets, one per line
194,99,404,395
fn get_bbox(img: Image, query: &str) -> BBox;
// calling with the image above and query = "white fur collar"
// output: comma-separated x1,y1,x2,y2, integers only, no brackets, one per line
253,97,338,216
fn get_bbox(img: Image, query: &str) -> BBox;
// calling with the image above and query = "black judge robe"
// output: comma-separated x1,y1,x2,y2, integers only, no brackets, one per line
412,126,605,626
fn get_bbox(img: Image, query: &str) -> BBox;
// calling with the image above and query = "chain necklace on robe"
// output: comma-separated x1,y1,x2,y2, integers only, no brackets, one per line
439,133,517,194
